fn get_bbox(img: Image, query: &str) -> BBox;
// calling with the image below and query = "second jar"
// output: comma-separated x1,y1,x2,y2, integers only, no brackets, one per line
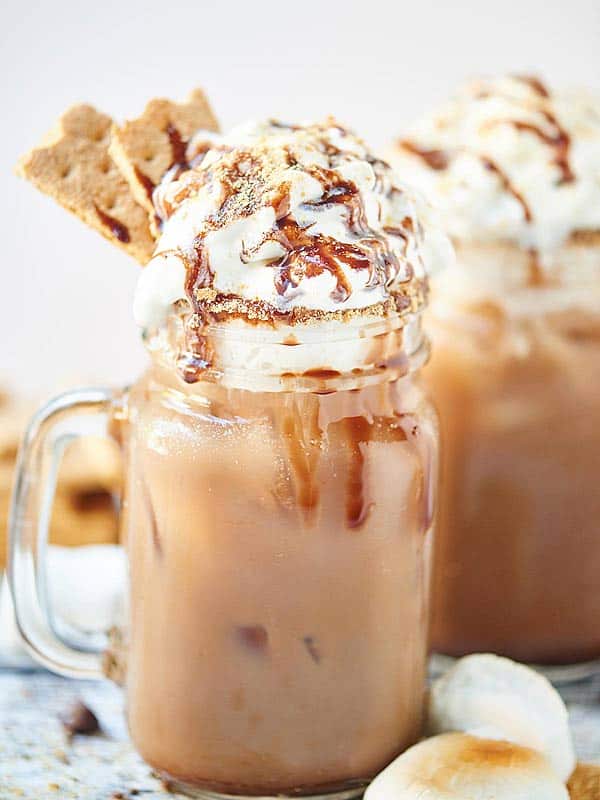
426,245,600,668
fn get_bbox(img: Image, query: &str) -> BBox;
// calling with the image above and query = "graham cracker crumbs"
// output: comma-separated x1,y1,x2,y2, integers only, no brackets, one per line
109,88,219,212
102,626,128,687
16,105,155,264
570,229,600,246
569,762,600,800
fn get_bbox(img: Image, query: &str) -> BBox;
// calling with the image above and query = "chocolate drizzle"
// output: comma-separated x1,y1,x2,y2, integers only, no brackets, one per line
514,74,550,98
401,145,534,224
166,122,188,167
268,166,404,304
480,157,532,222
495,77,574,183
505,113,574,184
142,123,195,223
93,203,130,243
134,165,156,202
401,75,578,239
399,140,450,171
281,402,321,521
345,416,373,529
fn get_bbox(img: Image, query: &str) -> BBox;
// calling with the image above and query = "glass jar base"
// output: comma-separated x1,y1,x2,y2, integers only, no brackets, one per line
429,652,600,687
163,781,367,800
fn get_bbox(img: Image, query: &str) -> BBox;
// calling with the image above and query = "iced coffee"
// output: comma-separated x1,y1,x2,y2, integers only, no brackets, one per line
117,117,452,796
123,359,437,795
9,109,451,799
389,75,600,667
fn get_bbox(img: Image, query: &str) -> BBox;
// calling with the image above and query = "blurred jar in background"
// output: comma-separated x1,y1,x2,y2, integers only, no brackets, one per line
388,74,600,673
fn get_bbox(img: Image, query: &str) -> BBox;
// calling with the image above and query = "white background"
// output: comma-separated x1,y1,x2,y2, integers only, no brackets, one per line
2,0,599,398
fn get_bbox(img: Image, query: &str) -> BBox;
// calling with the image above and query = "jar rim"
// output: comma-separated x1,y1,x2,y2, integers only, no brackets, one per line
143,310,429,392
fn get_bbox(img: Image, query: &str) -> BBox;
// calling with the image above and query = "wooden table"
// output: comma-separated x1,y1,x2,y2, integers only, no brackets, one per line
2,670,600,799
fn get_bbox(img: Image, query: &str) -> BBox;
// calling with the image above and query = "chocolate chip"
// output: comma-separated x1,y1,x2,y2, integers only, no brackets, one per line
303,635,321,663
70,487,114,513
110,793,143,800
236,625,268,651
60,700,100,737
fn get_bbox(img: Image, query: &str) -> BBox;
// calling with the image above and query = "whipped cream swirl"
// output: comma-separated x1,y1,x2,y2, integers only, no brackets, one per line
134,119,450,329
389,75,600,256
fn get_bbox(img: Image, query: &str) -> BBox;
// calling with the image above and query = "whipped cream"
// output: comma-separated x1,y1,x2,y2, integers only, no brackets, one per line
389,75,600,257
134,119,451,330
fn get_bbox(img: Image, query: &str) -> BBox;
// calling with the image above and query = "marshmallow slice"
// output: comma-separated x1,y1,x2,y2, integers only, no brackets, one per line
427,653,576,781
364,732,569,800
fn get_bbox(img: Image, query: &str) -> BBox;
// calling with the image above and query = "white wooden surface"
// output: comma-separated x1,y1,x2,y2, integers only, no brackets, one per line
1,670,600,799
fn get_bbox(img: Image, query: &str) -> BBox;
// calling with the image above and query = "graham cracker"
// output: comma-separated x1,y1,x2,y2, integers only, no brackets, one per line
569,763,600,800
16,105,155,264
109,88,219,212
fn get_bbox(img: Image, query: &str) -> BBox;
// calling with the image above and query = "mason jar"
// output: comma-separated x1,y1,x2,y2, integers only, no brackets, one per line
426,241,600,679
9,309,438,798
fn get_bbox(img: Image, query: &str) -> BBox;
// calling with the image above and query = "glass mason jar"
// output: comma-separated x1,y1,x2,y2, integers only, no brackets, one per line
426,244,600,680
9,311,438,799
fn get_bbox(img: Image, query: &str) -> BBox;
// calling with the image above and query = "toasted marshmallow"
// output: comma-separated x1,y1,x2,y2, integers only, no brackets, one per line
427,654,575,781
364,732,569,800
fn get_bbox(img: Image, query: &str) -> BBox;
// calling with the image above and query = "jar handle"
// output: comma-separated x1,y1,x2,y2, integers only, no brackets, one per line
8,387,125,679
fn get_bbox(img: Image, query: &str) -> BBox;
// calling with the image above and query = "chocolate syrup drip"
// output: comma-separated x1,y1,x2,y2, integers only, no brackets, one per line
514,74,550,98
303,368,341,380
93,203,130,243
134,165,156,202
177,241,216,382
507,114,574,184
395,413,436,533
345,416,373,529
480,157,532,223
281,404,321,521
166,123,188,167
399,140,450,171
178,318,215,383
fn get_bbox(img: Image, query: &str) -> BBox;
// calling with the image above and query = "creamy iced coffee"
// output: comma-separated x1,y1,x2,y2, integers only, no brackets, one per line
125,370,437,795
389,76,600,666
120,120,448,795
